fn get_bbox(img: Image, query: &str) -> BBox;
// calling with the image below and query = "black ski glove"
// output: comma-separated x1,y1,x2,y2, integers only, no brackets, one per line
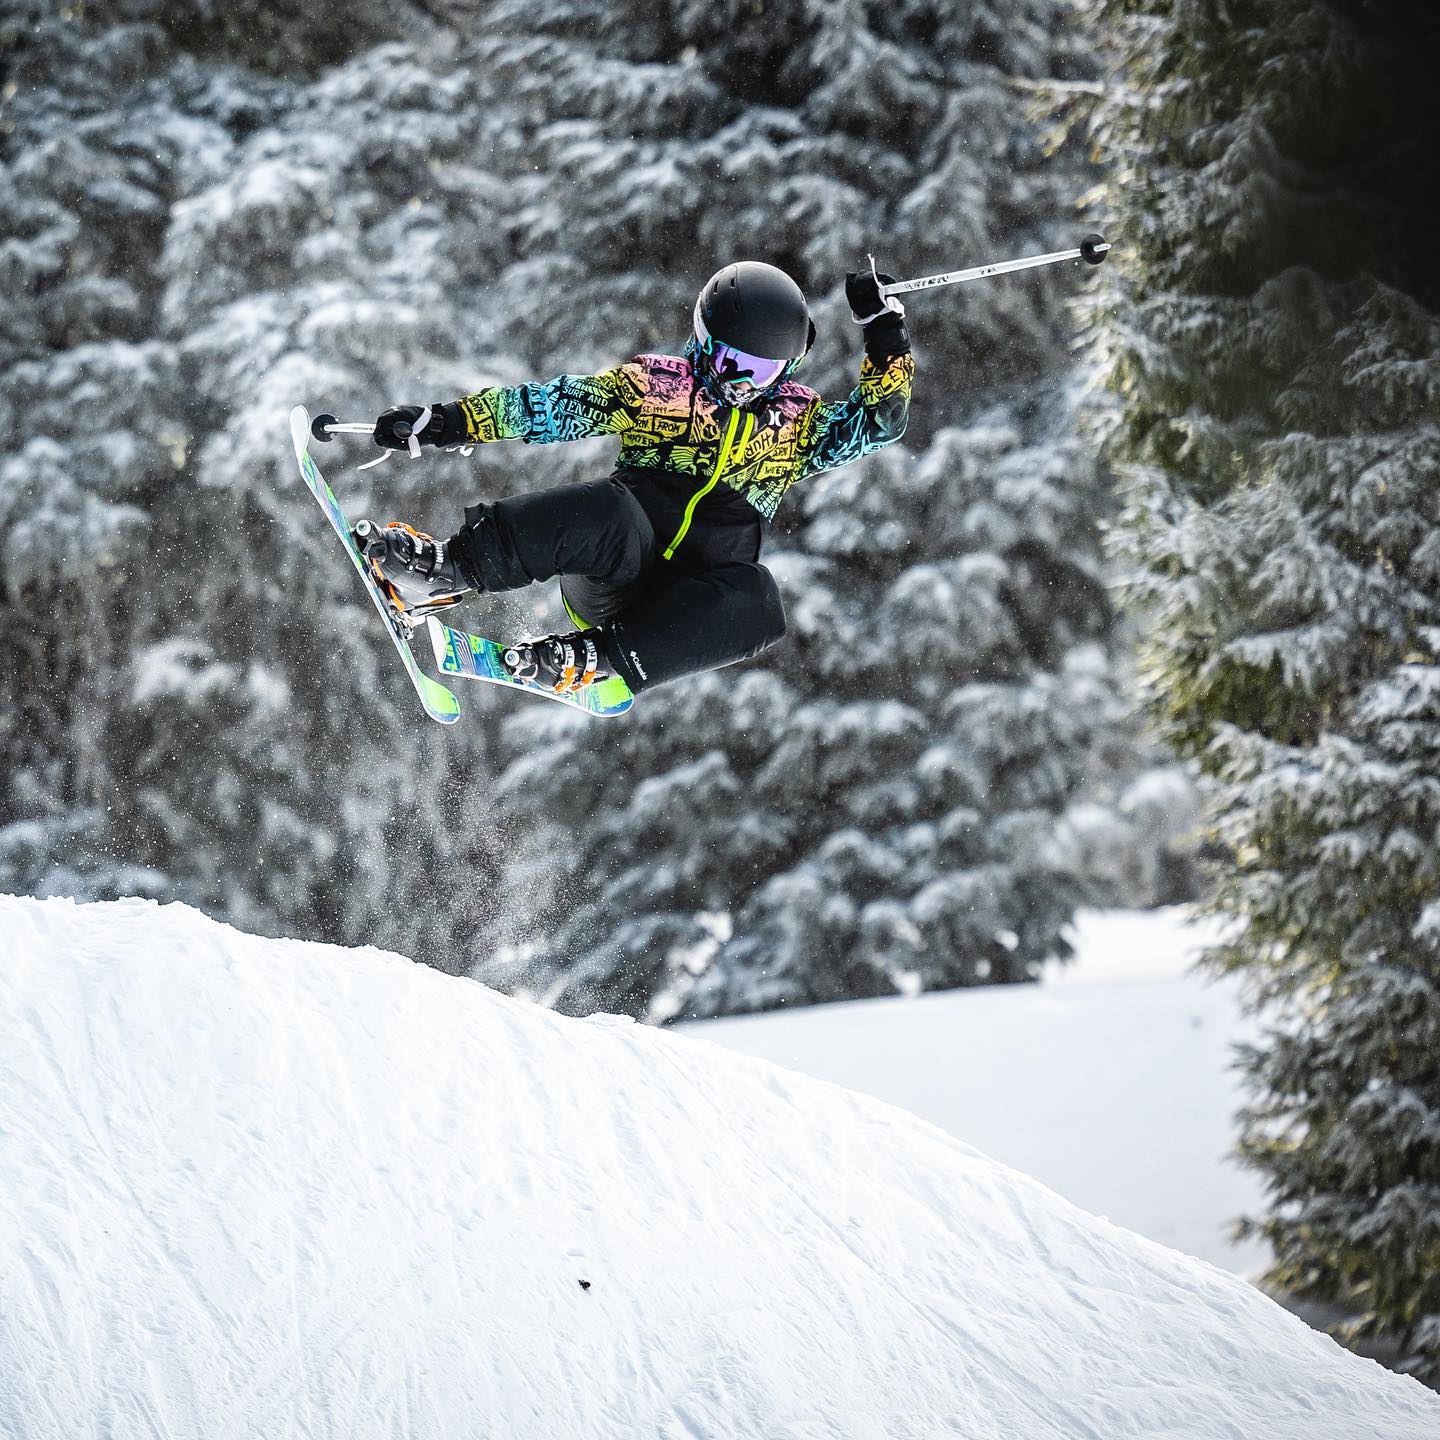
845,270,911,362
373,402,467,451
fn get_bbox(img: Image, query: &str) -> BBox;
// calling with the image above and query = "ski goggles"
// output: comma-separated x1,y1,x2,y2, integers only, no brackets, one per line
705,340,789,393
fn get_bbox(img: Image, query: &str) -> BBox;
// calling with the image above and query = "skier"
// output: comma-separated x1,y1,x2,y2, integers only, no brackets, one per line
358,262,914,698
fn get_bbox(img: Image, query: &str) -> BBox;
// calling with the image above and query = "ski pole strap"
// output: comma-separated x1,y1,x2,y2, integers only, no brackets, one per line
354,405,433,471
850,252,906,325
880,236,1110,298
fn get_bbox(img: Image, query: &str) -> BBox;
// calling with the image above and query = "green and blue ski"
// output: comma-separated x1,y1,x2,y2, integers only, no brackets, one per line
426,618,634,718
289,405,462,726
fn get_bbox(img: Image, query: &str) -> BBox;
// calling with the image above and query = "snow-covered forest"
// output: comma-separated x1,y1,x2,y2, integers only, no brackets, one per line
3,0,1439,1413
1,0,1193,1019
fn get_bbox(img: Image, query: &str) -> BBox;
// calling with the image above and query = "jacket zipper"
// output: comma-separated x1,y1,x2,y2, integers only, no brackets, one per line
663,409,753,560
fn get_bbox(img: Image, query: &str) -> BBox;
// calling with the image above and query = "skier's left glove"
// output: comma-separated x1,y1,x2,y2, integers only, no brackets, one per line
373,403,467,452
845,270,910,362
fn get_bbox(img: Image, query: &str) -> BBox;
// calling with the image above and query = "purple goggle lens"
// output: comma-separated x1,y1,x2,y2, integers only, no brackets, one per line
708,342,788,392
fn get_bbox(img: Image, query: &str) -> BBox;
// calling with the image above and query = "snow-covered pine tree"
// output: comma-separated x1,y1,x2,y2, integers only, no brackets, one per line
0,6,510,966
1085,0,1440,1379
462,0,1127,1018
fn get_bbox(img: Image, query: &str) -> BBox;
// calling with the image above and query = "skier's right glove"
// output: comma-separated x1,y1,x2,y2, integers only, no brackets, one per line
373,403,467,452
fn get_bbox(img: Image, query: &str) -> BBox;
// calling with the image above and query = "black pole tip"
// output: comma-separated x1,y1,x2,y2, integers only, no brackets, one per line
311,413,338,442
1079,234,1110,265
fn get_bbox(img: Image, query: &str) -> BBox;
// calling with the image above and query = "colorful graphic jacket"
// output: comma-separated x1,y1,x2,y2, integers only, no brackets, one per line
453,348,915,543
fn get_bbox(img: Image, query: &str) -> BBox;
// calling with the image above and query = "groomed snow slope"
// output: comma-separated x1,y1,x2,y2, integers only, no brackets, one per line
2,898,1435,1440
689,910,1266,1273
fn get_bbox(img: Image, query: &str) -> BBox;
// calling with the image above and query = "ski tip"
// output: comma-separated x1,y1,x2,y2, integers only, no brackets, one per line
289,406,312,458
425,615,449,669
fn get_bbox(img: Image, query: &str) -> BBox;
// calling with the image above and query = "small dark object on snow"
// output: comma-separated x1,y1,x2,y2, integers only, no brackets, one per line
579,1279,591,1291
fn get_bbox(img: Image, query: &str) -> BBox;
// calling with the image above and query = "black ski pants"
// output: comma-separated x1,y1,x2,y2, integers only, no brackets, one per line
450,475,786,694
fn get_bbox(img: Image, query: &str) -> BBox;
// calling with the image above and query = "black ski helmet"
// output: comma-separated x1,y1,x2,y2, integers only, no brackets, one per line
691,261,815,406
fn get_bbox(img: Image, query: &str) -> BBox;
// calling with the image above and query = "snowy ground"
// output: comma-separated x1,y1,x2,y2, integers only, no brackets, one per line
687,909,1269,1274
3,897,1437,1439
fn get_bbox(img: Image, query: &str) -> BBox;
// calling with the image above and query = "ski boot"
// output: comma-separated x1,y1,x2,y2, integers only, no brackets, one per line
502,630,612,695
352,519,471,629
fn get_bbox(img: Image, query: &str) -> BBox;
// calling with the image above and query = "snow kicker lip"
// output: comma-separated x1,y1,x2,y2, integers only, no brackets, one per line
6,893,1437,1440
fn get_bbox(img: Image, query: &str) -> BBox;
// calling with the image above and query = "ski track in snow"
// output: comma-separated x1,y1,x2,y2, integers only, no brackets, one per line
1,896,1436,1439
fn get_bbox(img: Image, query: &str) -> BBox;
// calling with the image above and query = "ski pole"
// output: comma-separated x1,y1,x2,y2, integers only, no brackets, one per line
309,414,412,443
876,233,1109,299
